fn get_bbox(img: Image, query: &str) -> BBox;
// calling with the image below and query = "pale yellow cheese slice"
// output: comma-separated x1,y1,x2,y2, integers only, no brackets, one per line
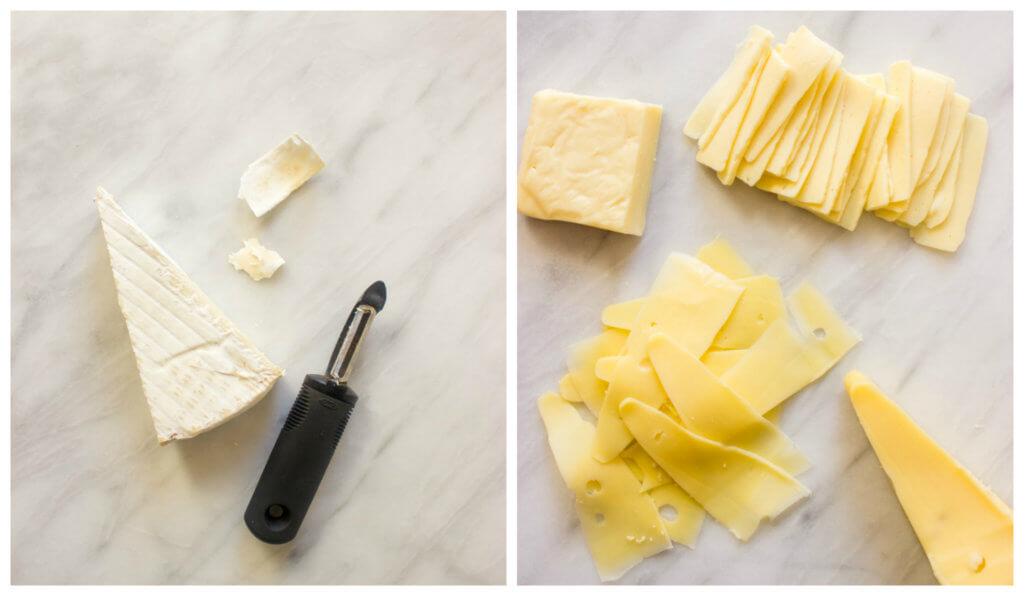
918,77,956,183
601,298,644,330
841,79,900,227
711,275,785,350
844,372,1012,585
594,355,618,382
721,282,860,414
828,82,884,221
746,26,836,162
900,92,969,227
698,52,768,166
866,145,894,211
700,348,747,376
685,25,773,140
593,256,743,461
766,56,841,178
885,61,914,209
559,374,583,403
538,392,672,582
718,48,793,184
619,398,810,542
907,67,952,189
911,114,988,252
647,483,706,548
567,328,629,416
784,72,848,205
695,237,756,279
621,443,673,492
923,128,964,229
759,69,844,197
648,333,810,474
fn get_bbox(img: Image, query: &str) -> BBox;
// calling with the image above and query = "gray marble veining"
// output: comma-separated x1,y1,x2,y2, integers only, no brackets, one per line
517,11,1012,585
12,11,505,585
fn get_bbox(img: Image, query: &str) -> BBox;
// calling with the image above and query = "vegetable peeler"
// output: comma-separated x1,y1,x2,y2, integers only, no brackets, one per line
245,280,386,544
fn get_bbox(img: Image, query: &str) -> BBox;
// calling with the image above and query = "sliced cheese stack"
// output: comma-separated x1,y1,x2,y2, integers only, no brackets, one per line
687,26,988,252
538,238,860,581
845,372,1012,585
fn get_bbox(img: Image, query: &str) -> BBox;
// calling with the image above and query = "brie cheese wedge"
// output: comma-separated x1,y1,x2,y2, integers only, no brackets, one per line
94,188,284,443
239,134,324,217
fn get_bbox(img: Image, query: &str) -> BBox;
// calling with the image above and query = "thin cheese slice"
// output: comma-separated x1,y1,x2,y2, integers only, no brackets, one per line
620,398,810,542
924,130,964,229
538,392,671,582
746,26,836,161
567,329,629,416
721,282,860,414
767,56,841,177
900,92,969,227
686,25,773,140
621,443,673,492
711,275,785,350
593,256,743,462
907,66,952,189
697,52,768,166
559,374,583,403
718,48,793,184
911,114,988,252
648,333,810,474
695,237,756,279
602,298,644,330
866,145,895,211
648,483,706,547
918,77,956,183
701,349,747,376
845,372,1012,585
238,135,324,217
94,188,284,443
885,61,914,208
841,79,900,228
594,356,618,382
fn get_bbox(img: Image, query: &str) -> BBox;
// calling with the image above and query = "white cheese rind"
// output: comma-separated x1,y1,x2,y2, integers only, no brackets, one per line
95,188,284,443
229,238,285,281
239,134,325,217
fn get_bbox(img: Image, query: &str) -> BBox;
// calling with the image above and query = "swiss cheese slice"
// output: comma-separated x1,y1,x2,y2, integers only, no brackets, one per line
558,374,583,403
567,328,629,415
695,237,756,279
700,348,747,376
647,483,706,548
711,275,784,350
619,398,810,541
911,114,988,252
648,333,810,474
94,188,284,444
538,392,672,582
601,299,644,330
845,372,1012,585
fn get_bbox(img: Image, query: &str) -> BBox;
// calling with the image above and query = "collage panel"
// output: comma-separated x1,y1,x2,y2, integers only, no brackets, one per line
11,11,506,585
517,11,1012,585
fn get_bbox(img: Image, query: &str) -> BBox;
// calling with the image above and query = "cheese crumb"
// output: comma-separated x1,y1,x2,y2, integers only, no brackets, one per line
229,238,284,281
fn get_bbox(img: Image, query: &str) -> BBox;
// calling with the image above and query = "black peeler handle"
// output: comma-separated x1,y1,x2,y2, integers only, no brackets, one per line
244,374,357,544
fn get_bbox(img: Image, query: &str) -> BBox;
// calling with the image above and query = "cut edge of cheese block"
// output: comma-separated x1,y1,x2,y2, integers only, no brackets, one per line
94,187,284,444
238,134,324,217
844,371,1012,585
538,391,672,582
619,398,810,542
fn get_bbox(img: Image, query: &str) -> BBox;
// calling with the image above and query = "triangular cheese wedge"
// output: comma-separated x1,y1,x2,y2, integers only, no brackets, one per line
94,188,284,443
845,371,1012,585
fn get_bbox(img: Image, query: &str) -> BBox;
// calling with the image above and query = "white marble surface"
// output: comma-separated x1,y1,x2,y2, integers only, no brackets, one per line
518,11,1012,585
12,12,505,585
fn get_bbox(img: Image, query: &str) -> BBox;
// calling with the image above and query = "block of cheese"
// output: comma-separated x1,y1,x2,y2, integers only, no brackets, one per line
228,238,284,281
567,328,628,416
619,398,810,541
518,90,662,235
844,372,1012,585
746,26,837,162
239,134,324,217
94,188,284,443
648,333,810,474
686,25,773,140
911,114,988,252
538,392,672,582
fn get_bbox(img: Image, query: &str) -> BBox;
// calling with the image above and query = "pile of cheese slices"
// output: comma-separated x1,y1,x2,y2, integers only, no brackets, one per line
538,238,860,581
686,26,988,252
